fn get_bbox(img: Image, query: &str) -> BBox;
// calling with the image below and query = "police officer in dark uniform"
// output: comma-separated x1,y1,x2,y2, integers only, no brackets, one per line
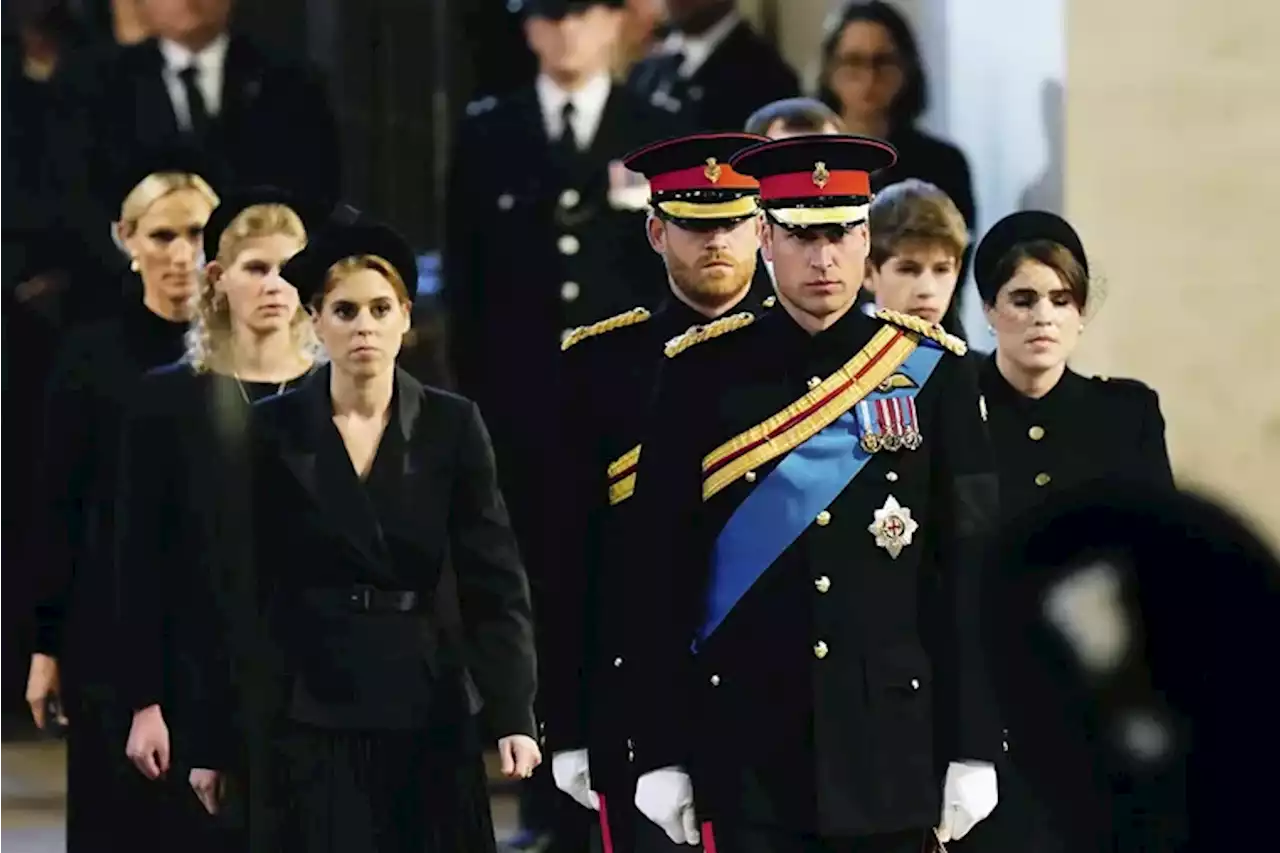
981,483,1279,852
624,134,1002,852
955,212,1175,853
542,131,769,853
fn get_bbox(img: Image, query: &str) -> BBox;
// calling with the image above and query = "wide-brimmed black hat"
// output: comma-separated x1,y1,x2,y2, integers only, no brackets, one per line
279,216,417,306
104,140,224,214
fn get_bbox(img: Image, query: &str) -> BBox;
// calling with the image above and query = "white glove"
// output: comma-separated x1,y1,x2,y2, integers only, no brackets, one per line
936,760,999,842
551,749,599,811
634,766,700,845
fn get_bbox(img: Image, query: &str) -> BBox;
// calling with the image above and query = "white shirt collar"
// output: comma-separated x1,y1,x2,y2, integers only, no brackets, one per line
661,10,741,78
535,72,612,149
158,33,229,76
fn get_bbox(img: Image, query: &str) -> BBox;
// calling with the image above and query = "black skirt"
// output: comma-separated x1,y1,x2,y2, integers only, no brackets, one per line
272,718,496,853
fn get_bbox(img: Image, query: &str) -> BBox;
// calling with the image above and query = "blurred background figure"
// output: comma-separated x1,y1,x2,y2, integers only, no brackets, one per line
613,0,664,78
743,95,845,138
982,483,1279,852
816,1,974,238
44,0,341,323
627,0,798,130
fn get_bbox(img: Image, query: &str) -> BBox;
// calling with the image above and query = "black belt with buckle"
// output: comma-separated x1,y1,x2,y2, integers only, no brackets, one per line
307,585,419,613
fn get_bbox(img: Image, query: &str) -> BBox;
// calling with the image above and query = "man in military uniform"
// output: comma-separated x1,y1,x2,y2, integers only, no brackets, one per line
442,5,684,849
623,135,1002,852
542,131,769,853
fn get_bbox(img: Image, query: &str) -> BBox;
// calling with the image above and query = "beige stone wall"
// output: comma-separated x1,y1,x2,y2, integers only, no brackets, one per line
1065,1,1280,547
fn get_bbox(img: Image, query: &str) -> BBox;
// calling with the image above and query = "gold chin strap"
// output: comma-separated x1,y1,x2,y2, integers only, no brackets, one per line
767,204,869,227
656,196,760,220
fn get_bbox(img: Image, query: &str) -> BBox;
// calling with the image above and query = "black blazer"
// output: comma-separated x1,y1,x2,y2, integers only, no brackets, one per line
250,367,537,738
45,34,340,297
627,20,800,132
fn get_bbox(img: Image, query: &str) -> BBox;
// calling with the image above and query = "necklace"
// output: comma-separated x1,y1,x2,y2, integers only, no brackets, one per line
232,372,289,405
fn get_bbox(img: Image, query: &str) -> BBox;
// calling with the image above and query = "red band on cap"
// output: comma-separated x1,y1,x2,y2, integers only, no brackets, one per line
649,164,759,194
759,170,870,200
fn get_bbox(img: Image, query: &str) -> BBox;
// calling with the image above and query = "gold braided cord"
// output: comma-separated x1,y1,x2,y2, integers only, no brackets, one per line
664,311,755,358
561,307,652,351
873,308,968,356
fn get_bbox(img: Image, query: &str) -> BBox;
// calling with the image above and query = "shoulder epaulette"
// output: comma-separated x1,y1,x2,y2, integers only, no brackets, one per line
465,95,498,117
874,308,968,356
664,312,755,358
561,307,651,351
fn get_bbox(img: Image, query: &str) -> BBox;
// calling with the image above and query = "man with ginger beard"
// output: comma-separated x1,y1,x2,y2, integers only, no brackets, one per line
541,131,769,853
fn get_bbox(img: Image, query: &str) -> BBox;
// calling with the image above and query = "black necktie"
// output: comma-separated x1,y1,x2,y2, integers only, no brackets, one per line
557,100,579,156
178,65,211,137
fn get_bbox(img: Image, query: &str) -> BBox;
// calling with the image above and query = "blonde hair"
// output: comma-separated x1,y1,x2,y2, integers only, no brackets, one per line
116,172,219,240
318,254,412,308
185,203,319,373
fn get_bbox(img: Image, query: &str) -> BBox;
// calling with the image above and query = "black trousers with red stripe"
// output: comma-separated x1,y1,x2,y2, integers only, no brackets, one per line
590,792,690,853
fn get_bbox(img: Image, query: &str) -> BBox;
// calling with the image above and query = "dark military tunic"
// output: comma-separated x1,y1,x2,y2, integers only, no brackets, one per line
544,298,751,852
956,357,1174,853
441,83,685,645
626,307,1002,840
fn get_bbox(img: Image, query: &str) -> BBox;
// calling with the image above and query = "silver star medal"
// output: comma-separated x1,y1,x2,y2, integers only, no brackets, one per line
868,494,918,559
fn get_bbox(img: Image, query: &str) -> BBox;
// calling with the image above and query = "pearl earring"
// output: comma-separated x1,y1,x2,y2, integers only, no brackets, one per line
129,258,140,273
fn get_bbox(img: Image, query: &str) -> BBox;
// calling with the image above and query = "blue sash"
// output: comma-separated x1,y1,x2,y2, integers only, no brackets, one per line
693,343,946,650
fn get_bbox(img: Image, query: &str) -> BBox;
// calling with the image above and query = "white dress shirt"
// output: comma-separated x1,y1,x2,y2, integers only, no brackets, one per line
158,34,229,131
659,10,740,78
535,72,612,150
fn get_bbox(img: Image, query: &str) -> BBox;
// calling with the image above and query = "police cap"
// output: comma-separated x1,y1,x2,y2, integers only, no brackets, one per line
973,210,1088,304
729,133,897,230
623,132,767,229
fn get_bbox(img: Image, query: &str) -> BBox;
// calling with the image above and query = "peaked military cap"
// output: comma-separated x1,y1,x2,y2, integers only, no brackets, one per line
623,132,768,228
280,216,418,306
729,133,897,229
973,210,1088,304
519,0,625,19
105,140,224,212
983,483,1279,849
202,186,328,264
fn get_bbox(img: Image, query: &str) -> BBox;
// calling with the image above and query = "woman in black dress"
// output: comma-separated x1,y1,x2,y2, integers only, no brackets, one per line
24,145,220,851
115,187,318,842
961,210,1175,853
251,218,541,852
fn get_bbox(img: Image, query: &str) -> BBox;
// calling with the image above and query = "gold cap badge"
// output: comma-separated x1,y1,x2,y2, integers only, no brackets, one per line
812,161,830,189
704,157,722,183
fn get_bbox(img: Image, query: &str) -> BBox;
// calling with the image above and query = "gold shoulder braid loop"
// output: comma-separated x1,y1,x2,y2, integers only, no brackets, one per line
873,308,968,356
664,312,755,358
561,307,652,351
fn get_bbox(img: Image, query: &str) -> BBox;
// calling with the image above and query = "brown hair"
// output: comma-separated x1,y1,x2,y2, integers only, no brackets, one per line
988,240,1090,309
186,203,315,373
868,179,968,268
319,254,411,308
744,97,846,137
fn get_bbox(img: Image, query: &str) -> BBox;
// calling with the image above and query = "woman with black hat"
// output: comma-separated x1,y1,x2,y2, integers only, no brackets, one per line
247,218,540,852
24,143,220,851
114,187,320,844
961,210,1175,853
